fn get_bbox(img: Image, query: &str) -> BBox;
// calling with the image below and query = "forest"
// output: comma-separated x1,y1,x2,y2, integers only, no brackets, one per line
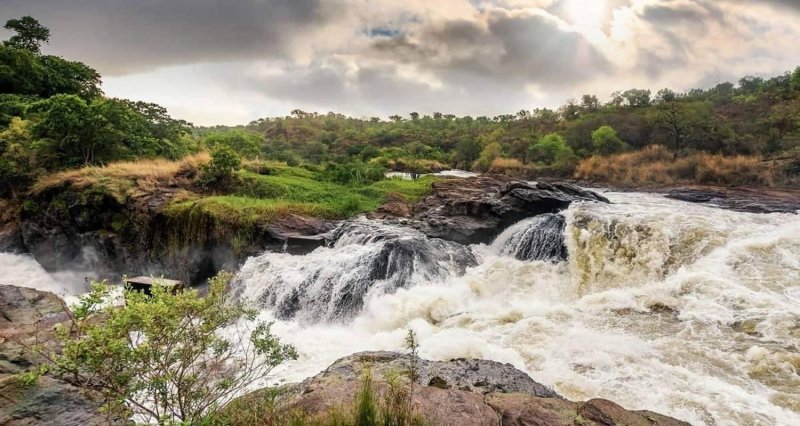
2,15,800,200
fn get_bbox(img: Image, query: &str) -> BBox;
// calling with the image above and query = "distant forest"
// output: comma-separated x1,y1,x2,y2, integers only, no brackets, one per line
2,15,800,199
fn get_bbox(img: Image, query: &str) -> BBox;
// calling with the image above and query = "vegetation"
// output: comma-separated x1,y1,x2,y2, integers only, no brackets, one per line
24,272,296,424
3,15,800,212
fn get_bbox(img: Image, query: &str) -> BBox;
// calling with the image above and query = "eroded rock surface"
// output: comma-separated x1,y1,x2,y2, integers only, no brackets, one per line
250,351,689,426
409,176,609,244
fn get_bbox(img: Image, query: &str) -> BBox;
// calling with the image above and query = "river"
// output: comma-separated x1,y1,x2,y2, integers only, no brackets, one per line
2,190,799,425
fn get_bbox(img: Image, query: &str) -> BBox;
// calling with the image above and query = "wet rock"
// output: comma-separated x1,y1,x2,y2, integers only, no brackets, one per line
410,175,609,245
665,187,800,214
18,185,336,286
0,285,114,425
244,351,688,426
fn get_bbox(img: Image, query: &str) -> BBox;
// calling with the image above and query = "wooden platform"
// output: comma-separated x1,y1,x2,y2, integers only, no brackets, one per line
125,276,184,295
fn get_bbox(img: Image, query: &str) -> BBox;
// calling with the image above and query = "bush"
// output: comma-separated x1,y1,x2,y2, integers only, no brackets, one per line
202,146,242,186
323,161,386,185
26,271,297,424
591,125,627,156
528,134,575,165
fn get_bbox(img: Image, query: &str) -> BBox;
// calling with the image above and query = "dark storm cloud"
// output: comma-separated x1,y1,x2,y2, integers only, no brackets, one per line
0,0,336,75
372,10,610,87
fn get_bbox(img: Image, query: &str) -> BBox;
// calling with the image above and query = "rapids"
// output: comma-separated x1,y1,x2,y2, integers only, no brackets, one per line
239,192,800,426
3,191,799,425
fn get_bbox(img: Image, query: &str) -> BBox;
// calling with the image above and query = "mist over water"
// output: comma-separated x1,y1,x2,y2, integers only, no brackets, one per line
3,191,799,425
238,192,800,426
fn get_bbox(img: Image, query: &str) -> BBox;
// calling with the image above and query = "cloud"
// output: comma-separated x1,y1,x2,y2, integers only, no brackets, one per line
2,0,799,124
0,0,338,75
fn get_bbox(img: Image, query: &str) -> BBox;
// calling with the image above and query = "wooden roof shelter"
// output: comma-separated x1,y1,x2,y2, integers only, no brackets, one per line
125,276,184,295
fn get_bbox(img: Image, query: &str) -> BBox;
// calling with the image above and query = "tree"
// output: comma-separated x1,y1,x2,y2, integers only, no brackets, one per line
4,16,50,53
0,117,34,198
621,89,652,108
591,125,627,156
34,272,297,424
528,133,574,164
473,142,502,171
654,101,710,160
202,146,242,185
204,130,262,159
581,94,600,111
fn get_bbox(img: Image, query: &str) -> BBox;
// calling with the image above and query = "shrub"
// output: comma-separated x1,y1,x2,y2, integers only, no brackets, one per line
528,134,574,165
591,125,627,156
202,146,242,186
27,272,297,424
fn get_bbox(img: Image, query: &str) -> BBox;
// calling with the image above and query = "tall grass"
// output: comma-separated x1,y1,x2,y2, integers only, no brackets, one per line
31,153,210,197
573,145,782,186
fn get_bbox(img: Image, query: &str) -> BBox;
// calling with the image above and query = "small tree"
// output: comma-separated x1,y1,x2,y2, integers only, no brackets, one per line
37,272,297,424
528,133,574,164
591,125,627,156
202,146,242,185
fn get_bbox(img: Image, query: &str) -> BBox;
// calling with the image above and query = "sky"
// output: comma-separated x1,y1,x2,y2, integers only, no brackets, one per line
2,0,799,126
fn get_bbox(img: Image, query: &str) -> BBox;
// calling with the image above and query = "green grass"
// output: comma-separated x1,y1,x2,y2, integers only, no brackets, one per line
166,171,435,230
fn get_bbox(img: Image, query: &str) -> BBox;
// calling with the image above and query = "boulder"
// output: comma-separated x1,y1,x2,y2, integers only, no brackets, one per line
0,285,113,425
247,351,689,426
410,176,609,244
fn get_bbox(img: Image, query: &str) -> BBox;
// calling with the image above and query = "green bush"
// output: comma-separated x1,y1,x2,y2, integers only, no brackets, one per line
202,146,242,186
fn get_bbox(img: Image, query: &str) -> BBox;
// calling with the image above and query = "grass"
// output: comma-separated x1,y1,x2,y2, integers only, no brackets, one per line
31,153,210,201
573,145,786,186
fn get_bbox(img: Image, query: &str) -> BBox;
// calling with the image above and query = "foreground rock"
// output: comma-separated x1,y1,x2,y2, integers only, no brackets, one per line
408,176,609,245
242,351,688,426
0,284,112,425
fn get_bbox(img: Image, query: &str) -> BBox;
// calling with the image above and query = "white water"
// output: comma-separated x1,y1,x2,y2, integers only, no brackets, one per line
239,192,800,426
0,252,92,301
4,192,799,425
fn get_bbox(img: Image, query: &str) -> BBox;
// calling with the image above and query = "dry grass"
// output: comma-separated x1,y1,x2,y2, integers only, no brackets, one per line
573,145,782,187
31,153,210,196
488,158,524,174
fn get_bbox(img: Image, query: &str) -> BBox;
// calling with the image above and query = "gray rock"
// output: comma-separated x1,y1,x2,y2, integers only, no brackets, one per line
410,176,609,245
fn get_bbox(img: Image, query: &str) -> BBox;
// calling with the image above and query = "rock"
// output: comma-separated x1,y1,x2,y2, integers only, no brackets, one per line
410,176,609,245
486,394,690,426
18,184,336,286
247,351,688,426
666,186,800,214
0,375,112,426
308,351,557,398
0,285,114,425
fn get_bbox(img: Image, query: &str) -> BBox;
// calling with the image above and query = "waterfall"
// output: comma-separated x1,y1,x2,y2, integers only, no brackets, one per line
491,214,567,262
234,219,476,322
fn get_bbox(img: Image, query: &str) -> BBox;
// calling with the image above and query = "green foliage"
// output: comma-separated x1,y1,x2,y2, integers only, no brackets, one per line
42,272,297,424
201,146,242,186
205,130,263,159
473,142,503,172
3,16,50,53
323,161,386,186
528,133,574,165
591,125,627,156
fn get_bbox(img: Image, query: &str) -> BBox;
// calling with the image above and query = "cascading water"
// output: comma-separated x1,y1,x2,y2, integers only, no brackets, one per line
233,219,476,322
5,191,800,425
235,192,800,426
490,213,567,262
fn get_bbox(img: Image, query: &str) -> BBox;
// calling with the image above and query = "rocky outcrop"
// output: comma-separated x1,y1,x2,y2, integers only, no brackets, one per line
665,186,800,214
409,176,609,245
0,284,112,425
255,351,689,426
18,184,335,286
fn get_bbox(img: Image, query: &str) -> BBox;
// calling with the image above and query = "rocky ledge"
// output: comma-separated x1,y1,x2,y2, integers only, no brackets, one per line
241,351,688,426
374,175,609,245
